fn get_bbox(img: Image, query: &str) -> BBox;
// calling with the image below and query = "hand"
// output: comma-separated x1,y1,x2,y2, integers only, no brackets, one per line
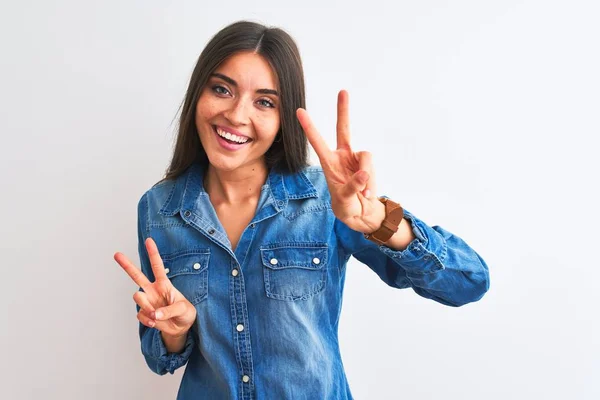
296,90,386,234
114,238,197,339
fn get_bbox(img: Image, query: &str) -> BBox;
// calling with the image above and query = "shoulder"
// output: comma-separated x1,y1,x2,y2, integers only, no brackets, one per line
138,179,175,209
300,165,330,200
136,174,186,224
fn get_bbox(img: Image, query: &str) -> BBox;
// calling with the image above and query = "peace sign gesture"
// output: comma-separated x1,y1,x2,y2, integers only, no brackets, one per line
296,90,386,234
114,238,196,339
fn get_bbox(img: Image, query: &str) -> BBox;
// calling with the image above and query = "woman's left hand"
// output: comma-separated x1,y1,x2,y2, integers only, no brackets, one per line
296,90,385,234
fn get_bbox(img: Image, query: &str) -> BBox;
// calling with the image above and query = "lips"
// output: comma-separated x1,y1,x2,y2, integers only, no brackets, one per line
213,125,252,142
211,125,252,151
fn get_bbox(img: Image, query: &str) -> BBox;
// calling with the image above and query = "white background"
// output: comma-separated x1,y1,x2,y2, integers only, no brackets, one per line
1,1,598,399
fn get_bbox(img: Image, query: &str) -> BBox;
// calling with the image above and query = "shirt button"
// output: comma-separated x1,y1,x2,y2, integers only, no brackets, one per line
270,258,278,265
164,268,170,274
208,228,215,235
236,324,244,332
312,257,320,265
232,268,239,276
184,210,191,217
242,375,250,383
193,262,201,270
250,223,256,228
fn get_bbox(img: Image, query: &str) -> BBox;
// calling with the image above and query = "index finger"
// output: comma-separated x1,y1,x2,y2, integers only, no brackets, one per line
114,252,151,289
336,90,351,149
296,108,332,162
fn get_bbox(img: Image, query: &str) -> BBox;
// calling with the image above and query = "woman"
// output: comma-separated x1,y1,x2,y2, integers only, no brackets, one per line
114,20,489,399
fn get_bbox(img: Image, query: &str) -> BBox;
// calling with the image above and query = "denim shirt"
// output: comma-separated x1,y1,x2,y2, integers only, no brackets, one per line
136,162,489,400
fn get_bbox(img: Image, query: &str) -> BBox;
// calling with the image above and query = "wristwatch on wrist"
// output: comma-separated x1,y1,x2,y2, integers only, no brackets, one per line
364,196,404,246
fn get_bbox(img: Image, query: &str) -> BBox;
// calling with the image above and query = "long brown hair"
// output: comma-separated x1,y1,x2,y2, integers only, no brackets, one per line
158,21,308,184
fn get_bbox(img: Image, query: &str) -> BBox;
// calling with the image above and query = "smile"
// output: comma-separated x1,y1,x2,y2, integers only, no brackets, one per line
213,125,251,144
212,125,252,151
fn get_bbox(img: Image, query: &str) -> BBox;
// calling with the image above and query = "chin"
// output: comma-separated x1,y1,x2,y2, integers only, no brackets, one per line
206,153,245,172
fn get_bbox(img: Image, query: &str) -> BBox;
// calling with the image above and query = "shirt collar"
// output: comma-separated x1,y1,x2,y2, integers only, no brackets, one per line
159,162,318,216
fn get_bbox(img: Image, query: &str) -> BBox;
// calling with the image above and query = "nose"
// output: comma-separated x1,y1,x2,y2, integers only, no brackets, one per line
223,97,251,126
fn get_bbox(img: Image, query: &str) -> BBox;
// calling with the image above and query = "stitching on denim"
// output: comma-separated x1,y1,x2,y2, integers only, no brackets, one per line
239,223,257,269
143,193,150,233
260,246,328,269
264,269,326,301
158,181,177,215
282,203,331,220
229,270,243,396
260,242,328,250
264,271,326,301
161,248,210,260
439,233,448,262
148,222,187,229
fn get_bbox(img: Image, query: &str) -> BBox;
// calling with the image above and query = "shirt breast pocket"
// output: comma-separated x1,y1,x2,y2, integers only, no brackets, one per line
260,244,327,301
162,249,210,306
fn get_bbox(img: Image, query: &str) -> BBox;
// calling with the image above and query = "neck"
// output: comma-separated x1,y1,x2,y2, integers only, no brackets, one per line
204,161,268,205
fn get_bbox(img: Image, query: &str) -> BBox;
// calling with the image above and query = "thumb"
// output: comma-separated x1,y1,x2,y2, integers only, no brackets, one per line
153,301,189,321
339,170,369,199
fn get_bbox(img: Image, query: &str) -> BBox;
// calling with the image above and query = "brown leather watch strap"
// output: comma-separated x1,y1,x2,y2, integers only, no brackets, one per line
364,197,404,246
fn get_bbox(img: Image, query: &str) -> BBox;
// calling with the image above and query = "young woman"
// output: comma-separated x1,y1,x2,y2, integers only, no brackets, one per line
114,20,489,400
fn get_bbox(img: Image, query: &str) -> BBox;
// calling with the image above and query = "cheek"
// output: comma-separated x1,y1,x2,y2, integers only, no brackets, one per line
256,113,281,140
195,91,220,121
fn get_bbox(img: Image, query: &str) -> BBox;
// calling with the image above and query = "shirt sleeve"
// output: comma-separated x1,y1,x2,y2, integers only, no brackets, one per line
136,193,195,375
334,208,490,307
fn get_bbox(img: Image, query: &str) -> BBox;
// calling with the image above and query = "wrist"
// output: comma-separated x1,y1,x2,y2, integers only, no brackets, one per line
367,199,387,233
161,330,189,354
364,196,404,246
384,217,416,251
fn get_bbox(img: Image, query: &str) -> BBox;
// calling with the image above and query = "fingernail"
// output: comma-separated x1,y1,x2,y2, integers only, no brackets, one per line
148,320,155,327
155,311,163,320
364,189,371,198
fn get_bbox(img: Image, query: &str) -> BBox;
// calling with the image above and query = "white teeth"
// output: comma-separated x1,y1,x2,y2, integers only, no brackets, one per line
216,127,249,144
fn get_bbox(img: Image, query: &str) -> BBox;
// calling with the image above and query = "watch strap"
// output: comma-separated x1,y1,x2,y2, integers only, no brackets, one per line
364,197,404,246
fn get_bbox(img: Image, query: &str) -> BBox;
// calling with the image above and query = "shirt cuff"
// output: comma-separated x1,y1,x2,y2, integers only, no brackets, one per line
143,327,195,375
377,209,448,275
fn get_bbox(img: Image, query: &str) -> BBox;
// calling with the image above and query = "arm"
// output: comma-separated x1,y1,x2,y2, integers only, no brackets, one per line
334,208,490,307
136,193,195,375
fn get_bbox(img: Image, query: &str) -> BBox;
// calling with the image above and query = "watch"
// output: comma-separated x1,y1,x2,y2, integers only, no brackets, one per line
364,196,404,246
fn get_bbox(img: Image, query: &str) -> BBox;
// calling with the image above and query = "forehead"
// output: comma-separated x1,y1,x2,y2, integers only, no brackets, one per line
214,51,277,90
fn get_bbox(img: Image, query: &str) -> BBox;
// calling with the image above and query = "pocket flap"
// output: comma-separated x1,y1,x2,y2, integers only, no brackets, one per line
162,249,210,278
261,245,327,271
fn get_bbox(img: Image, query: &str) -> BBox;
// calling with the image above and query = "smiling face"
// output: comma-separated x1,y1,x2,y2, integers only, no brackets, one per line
195,51,281,174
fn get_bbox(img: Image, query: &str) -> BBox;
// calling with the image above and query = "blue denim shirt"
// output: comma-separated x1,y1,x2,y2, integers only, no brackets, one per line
136,162,489,400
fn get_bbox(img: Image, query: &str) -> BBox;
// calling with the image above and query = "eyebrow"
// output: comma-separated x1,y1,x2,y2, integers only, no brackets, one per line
210,73,279,96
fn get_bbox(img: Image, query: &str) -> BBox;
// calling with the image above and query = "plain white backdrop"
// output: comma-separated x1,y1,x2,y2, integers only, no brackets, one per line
1,1,598,399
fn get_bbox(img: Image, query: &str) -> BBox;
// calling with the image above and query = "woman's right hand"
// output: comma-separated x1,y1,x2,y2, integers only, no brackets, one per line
114,237,197,339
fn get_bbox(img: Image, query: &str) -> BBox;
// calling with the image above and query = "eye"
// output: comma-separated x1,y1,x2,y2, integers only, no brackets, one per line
211,85,230,96
257,98,275,108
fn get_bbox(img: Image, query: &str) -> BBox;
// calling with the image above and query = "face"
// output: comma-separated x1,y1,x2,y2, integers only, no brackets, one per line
195,51,280,173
